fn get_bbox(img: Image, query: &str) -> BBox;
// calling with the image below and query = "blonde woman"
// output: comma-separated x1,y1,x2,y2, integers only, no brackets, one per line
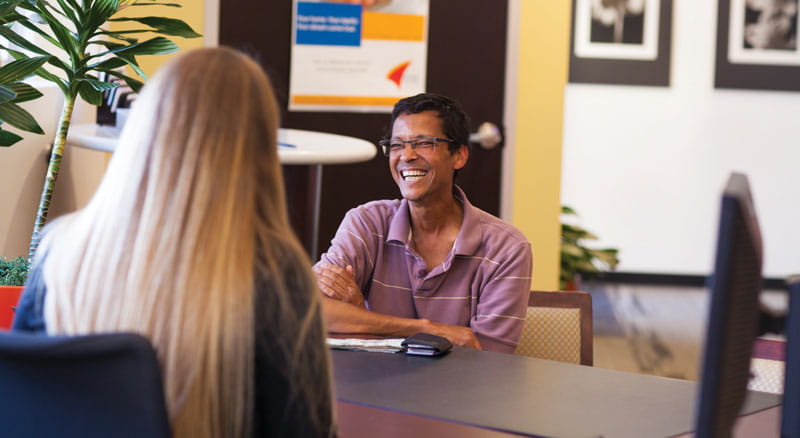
13,47,335,437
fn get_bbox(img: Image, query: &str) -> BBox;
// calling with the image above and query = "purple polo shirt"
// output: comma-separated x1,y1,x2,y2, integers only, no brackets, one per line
317,186,532,353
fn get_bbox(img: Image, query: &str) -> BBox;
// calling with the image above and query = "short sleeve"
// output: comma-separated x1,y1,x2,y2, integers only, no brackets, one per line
316,206,382,292
470,241,532,353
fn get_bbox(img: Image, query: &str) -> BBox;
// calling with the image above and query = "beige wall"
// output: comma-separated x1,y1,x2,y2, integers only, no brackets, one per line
0,88,104,258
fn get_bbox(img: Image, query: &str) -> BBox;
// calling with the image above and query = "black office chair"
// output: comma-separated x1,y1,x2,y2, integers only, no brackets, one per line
782,275,800,438
0,332,170,438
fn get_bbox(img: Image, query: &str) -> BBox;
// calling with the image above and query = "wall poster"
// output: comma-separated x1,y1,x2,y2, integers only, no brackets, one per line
289,0,429,113
715,0,800,91
568,0,673,86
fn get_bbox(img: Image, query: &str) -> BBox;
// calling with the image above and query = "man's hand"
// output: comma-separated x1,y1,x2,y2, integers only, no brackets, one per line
313,263,366,308
423,320,483,350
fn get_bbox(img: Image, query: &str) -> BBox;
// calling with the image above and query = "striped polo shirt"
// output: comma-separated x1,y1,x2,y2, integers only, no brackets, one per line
317,186,532,353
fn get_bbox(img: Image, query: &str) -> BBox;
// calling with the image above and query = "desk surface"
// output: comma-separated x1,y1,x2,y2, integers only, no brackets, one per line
66,124,377,165
332,347,781,438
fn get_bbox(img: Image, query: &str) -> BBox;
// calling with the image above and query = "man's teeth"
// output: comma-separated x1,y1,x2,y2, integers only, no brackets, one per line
401,170,427,181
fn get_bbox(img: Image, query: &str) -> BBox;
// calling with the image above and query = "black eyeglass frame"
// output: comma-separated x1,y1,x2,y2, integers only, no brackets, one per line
377,136,457,157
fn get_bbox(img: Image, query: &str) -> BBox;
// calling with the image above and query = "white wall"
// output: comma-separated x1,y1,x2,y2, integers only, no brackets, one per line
561,1,800,278
0,84,106,258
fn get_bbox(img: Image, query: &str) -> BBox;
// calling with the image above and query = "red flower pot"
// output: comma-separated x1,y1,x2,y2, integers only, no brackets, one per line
0,286,23,331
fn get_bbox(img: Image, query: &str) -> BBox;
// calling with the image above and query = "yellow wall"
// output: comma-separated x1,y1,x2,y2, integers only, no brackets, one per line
511,2,571,291
110,1,204,77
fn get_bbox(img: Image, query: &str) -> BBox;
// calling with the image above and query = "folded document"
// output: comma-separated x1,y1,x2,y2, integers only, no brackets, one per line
326,337,405,353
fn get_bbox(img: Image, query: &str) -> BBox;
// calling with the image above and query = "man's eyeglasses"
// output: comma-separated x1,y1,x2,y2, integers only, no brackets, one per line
378,136,456,157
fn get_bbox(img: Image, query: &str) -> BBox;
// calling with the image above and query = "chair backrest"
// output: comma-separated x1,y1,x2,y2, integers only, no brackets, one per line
747,337,785,394
0,332,170,438
781,275,800,438
514,290,593,366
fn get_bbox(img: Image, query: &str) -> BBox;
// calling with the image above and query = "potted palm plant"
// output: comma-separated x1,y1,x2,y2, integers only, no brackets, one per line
0,0,200,266
560,205,620,290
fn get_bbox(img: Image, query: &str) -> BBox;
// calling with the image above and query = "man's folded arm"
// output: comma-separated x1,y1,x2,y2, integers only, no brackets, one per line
323,298,482,349
316,207,378,289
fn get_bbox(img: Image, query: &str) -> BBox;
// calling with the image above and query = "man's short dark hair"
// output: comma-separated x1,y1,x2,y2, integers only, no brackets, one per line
389,93,471,154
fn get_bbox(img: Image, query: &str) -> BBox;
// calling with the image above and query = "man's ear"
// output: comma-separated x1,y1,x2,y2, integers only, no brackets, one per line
452,144,469,170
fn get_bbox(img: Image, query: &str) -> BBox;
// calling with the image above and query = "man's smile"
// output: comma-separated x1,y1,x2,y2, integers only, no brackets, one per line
400,169,428,182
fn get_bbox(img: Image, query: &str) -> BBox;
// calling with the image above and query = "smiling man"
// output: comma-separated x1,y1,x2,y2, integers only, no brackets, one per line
314,93,532,353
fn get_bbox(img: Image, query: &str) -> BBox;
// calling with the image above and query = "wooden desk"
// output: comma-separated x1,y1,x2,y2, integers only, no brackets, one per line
331,347,781,437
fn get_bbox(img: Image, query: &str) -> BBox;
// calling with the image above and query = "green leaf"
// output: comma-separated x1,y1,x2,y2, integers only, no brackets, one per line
15,18,61,47
126,2,180,6
77,80,103,105
98,30,140,43
0,11,26,24
0,256,29,285
0,128,23,147
576,260,598,273
587,249,619,268
102,68,143,93
7,82,43,102
0,56,49,83
79,77,120,91
116,54,147,79
561,243,584,258
0,46,68,92
85,0,119,31
116,36,178,56
0,84,15,103
35,3,80,61
88,56,127,70
0,4,16,16
0,25,49,55
107,16,201,38
53,0,79,24
0,101,43,134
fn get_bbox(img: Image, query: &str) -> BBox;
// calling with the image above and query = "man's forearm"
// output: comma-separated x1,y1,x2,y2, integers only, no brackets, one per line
323,297,428,336
322,298,482,349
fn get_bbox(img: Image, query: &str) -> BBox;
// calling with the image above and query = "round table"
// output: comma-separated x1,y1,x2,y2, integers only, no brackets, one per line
67,124,377,164
67,124,378,257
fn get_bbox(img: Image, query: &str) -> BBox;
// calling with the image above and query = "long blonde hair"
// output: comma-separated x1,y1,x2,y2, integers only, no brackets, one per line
38,47,332,436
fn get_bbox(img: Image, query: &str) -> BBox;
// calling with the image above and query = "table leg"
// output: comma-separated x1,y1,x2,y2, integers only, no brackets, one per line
283,164,322,260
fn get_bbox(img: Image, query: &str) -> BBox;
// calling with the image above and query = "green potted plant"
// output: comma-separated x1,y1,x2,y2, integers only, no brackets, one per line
0,0,200,264
560,205,620,290
0,256,28,330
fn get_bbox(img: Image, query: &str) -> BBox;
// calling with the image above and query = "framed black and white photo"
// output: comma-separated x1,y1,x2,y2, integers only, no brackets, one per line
716,0,800,91
569,0,672,86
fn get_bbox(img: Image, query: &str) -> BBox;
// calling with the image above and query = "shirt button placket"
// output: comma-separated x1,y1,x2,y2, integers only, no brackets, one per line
415,258,428,290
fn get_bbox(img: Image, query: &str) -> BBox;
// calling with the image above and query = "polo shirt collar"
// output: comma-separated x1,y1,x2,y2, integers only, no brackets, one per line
385,185,482,257
451,185,481,256
387,198,412,245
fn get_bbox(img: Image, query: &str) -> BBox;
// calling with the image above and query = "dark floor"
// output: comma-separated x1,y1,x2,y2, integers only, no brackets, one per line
585,280,789,383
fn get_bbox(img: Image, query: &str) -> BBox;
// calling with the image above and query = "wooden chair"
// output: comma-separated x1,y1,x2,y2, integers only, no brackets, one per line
514,290,593,366
748,337,785,394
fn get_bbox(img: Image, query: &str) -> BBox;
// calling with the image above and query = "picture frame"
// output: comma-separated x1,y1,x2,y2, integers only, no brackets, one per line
715,0,800,91
569,0,672,86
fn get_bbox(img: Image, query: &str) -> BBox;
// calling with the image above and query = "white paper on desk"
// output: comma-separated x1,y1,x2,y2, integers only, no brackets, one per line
326,337,405,353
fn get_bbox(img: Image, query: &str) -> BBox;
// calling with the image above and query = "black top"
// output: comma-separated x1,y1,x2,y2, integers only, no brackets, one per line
14,258,334,437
